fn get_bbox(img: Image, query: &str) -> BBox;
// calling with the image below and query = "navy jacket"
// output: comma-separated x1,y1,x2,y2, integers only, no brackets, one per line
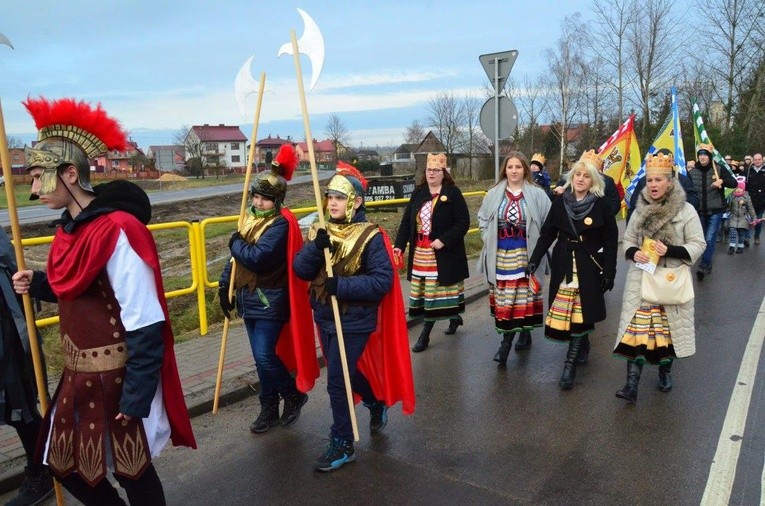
219,215,290,322
293,210,393,335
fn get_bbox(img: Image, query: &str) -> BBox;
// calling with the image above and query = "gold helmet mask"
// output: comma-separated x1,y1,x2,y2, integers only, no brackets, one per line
325,174,361,222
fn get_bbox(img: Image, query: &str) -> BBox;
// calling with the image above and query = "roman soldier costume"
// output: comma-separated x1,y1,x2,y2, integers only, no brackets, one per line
22,97,195,503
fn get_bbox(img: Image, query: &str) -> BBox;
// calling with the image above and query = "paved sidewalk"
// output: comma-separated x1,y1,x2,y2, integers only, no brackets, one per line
0,266,489,493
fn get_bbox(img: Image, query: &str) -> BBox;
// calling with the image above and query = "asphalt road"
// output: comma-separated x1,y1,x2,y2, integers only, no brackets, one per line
7,242,763,505
0,171,334,226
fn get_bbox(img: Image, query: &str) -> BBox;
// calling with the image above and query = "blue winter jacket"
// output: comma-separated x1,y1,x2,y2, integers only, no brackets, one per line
219,215,289,322
292,210,393,335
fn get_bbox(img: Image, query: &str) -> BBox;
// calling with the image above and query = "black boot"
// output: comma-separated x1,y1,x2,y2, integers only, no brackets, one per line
280,391,308,426
493,333,514,365
444,315,464,335
114,463,166,506
6,465,54,506
514,330,532,351
412,321,434,352
658,361,673,392
575,335,590,365
615,361,643,403
250,398,281,433
559,337,583,390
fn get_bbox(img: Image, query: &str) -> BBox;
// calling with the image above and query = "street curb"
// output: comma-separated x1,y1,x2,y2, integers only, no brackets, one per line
0,277,489,496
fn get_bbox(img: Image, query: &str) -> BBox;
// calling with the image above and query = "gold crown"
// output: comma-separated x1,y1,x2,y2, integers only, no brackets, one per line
426,153,447,170
645,153,675,175
531,153,546,165
578,149,603,169
697,142,714,153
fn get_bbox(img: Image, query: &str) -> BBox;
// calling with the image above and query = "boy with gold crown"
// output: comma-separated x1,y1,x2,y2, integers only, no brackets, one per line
12,97,196,505
218,144,318,434
293,164,414,472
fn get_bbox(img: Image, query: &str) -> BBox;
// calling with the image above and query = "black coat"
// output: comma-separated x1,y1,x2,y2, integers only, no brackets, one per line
394,184,470,286
745,166,765,211
529,195,619,324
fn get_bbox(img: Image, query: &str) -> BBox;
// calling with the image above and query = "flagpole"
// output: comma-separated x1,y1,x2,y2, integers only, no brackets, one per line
213,72,266,414
0,100,66,505
289,29,359,442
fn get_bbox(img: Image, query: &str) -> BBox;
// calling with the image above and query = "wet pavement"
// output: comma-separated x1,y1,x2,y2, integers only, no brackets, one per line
3,238,765,505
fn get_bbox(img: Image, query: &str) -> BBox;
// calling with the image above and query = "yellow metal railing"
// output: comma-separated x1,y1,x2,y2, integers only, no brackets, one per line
17,190,488,336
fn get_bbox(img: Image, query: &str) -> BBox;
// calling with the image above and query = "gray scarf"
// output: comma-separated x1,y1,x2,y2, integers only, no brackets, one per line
563,189,597,220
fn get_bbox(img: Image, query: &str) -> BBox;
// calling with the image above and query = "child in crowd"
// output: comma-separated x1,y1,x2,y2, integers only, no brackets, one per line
728,177,756,254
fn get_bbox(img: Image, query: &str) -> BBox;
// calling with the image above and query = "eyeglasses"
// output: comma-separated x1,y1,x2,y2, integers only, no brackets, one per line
425,168,443,173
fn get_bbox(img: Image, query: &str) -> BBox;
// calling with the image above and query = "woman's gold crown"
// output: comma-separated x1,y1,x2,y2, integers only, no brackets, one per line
578,149,603,169
645,153,675,174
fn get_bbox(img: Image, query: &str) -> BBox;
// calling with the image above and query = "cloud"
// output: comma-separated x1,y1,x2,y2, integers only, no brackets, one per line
315,69,459,90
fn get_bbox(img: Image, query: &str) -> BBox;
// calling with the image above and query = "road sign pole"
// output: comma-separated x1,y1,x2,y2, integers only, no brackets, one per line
493,57,500,182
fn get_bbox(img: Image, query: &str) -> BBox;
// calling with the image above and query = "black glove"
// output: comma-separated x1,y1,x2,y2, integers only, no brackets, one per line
218,286,236,319
314,228,332,252
325,276,339,295
524,262,538,278
601,277,614,293
229,231,243,249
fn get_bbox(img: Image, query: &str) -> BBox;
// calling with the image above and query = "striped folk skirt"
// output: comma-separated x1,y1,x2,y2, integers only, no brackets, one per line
544,285,593,342
490,236,543,333
613,304,675,365
409,236,464,321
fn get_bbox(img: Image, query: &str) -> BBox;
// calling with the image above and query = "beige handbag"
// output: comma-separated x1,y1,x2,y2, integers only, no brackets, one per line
640,264,694,305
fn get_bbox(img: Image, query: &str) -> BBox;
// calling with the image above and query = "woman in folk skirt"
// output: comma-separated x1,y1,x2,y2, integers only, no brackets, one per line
394,153,470,353
477,152,551,366
613,154,705,402
528,150,619,389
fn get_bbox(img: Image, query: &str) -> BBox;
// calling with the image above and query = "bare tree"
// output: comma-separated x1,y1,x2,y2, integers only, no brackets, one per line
175,125,205,178
697,0,765,130
426,91,466,165
324,113,351,161
459,94,485,177
591,0,635,123
626,0,684,138
404,120,425,144
544,13,587,171
514,75,546,152
6,136,24,149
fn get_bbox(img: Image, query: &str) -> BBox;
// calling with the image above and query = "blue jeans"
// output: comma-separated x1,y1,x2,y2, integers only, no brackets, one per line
699,212,724,266
319,330,379,440
244,318,297,403
729,228,747,247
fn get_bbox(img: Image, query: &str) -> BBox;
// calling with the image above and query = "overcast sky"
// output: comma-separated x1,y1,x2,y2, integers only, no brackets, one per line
0,0,680,150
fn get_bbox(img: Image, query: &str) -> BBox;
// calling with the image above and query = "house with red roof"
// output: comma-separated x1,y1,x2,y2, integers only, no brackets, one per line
186,124,247,171
295,139,348,167
94,140,146,173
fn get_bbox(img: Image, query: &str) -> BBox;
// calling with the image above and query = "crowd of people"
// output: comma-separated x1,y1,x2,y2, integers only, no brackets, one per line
2,95,763,504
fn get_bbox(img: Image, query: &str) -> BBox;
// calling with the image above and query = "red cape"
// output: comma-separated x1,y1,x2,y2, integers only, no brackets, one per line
355,229,416,415
274,208,320,393
48,211,196,449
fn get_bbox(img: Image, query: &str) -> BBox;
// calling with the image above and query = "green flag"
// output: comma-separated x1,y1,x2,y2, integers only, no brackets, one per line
692,101,734,179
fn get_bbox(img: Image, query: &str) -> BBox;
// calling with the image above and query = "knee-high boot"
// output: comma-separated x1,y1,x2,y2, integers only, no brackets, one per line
412,321,434,353
559,336,583,390
493,332,515,365
615,360,643,403
658,360,673,392
575,335,590,364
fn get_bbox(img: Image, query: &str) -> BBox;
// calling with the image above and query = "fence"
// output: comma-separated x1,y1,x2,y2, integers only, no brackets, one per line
16,191,486,335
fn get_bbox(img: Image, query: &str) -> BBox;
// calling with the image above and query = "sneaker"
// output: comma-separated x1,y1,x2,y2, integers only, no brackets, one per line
250,400,281,434
696,269,705,281
736,247,743,254
365,401,388,434
728,246,734,255
280,392,308,426
5,465,54,506
744,239,750,247
315,437,355,472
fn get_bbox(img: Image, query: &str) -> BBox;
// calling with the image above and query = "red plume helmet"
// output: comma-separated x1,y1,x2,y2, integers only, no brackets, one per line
23,97,129,156
336,160,367,191
272,143,299,182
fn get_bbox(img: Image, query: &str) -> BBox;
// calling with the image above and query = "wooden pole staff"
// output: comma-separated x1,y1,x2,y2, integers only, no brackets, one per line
0,100,65,505
213,72,266,414
289,30,359,441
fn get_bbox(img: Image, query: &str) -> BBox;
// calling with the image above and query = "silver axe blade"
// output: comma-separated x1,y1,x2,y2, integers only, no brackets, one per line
234,55,259,119
277,8,324,90
0,32,13,49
